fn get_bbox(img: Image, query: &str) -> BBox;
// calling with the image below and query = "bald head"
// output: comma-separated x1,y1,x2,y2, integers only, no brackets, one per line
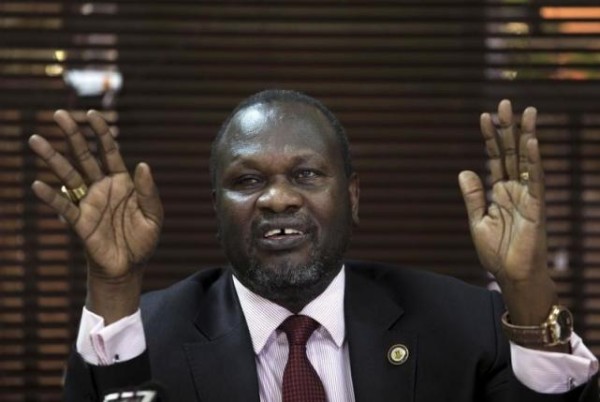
209,89,352,188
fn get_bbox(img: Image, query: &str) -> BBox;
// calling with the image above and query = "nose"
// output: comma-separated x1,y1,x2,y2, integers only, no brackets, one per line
256,177,303,213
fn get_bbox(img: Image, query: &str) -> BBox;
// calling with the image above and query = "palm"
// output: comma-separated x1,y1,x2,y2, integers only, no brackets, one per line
75,173,161,277
470,181,545,282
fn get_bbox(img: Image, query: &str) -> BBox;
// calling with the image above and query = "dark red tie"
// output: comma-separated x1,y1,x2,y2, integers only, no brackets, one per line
279,315,327,402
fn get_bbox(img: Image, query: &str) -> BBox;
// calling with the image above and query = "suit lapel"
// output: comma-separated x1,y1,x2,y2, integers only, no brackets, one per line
345,266,417,402
184,272,260,402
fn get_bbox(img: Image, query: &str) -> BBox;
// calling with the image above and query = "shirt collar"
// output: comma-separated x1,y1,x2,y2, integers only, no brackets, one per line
232,266,346,354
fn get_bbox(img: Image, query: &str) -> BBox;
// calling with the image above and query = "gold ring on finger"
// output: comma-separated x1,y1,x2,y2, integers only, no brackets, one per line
519,172,529,183
60,184,88,203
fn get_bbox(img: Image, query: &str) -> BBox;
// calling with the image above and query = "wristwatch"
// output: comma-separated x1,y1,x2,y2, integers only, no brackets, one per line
501,305,573,347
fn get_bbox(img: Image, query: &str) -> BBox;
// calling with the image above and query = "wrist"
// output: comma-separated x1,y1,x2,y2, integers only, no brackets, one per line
502,305,573,352
86,271,143,325
498,271,558,326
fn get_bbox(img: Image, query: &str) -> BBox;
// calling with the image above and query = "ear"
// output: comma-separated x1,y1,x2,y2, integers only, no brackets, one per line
348,173,360,226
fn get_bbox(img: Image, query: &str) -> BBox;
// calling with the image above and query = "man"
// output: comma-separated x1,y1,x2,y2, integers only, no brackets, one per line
29,90,599,401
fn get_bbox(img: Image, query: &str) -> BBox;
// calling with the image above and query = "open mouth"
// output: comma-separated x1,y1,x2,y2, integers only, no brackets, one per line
264,228,304,238
258,225,309,251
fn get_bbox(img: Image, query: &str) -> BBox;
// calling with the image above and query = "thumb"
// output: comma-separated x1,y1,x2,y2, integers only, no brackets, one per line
458,170,486,226
134,162,163,227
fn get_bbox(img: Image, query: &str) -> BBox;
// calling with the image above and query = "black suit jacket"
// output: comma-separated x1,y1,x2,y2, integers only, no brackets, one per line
65,261,599,401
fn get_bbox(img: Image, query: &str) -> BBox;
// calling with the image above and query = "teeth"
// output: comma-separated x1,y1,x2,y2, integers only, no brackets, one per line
265,229,280,238
264,228,303,238
284,228,302,235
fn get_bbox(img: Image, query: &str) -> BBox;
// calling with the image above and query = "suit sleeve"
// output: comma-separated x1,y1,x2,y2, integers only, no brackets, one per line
63,347,152,401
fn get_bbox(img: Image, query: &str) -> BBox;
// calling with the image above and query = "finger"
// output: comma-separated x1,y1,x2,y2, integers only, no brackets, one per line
480,112,504,184
53,110,104,182
134,163,163,227
497,99,519,181
526,138,545,202
28,135,85,189
87,110,128,174
31,180,81,225
458,170,486,226
519,107,537,176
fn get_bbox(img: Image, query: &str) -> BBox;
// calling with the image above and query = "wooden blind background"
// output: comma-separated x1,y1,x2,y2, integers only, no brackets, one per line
2,1,600,400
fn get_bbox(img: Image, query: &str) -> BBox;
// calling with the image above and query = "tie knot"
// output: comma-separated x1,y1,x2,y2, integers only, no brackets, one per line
279,315,320,346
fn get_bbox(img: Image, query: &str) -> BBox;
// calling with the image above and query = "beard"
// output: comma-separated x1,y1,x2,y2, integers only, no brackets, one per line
219,211,352,311
245,233,345,293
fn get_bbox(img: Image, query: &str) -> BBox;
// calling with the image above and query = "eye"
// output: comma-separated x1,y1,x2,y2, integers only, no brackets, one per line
295,169,320,180
234,175,263,188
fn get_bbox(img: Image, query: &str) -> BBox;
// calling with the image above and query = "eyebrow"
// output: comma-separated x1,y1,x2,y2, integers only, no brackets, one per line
225,152,326,170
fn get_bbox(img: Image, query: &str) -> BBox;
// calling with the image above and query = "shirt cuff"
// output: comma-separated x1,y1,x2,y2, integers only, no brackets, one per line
511,332,599,393
76,307,146,366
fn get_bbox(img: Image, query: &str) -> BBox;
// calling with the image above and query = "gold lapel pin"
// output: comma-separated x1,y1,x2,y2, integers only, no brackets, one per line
387,344,409,365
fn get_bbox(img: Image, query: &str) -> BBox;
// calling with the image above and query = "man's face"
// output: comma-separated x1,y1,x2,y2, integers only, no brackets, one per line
212,101,359,307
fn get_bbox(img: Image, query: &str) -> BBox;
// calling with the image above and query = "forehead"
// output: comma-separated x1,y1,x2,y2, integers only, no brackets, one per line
216,101,340,164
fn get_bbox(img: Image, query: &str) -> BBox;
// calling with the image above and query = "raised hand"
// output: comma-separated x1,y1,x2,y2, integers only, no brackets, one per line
458,100,558,327
29,110,163,323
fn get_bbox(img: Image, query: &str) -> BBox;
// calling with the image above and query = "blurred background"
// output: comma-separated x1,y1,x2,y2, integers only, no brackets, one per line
1,1,600,400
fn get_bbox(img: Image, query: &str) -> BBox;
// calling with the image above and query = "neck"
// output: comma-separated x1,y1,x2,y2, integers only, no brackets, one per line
232,264,342,313
268,280,332,313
